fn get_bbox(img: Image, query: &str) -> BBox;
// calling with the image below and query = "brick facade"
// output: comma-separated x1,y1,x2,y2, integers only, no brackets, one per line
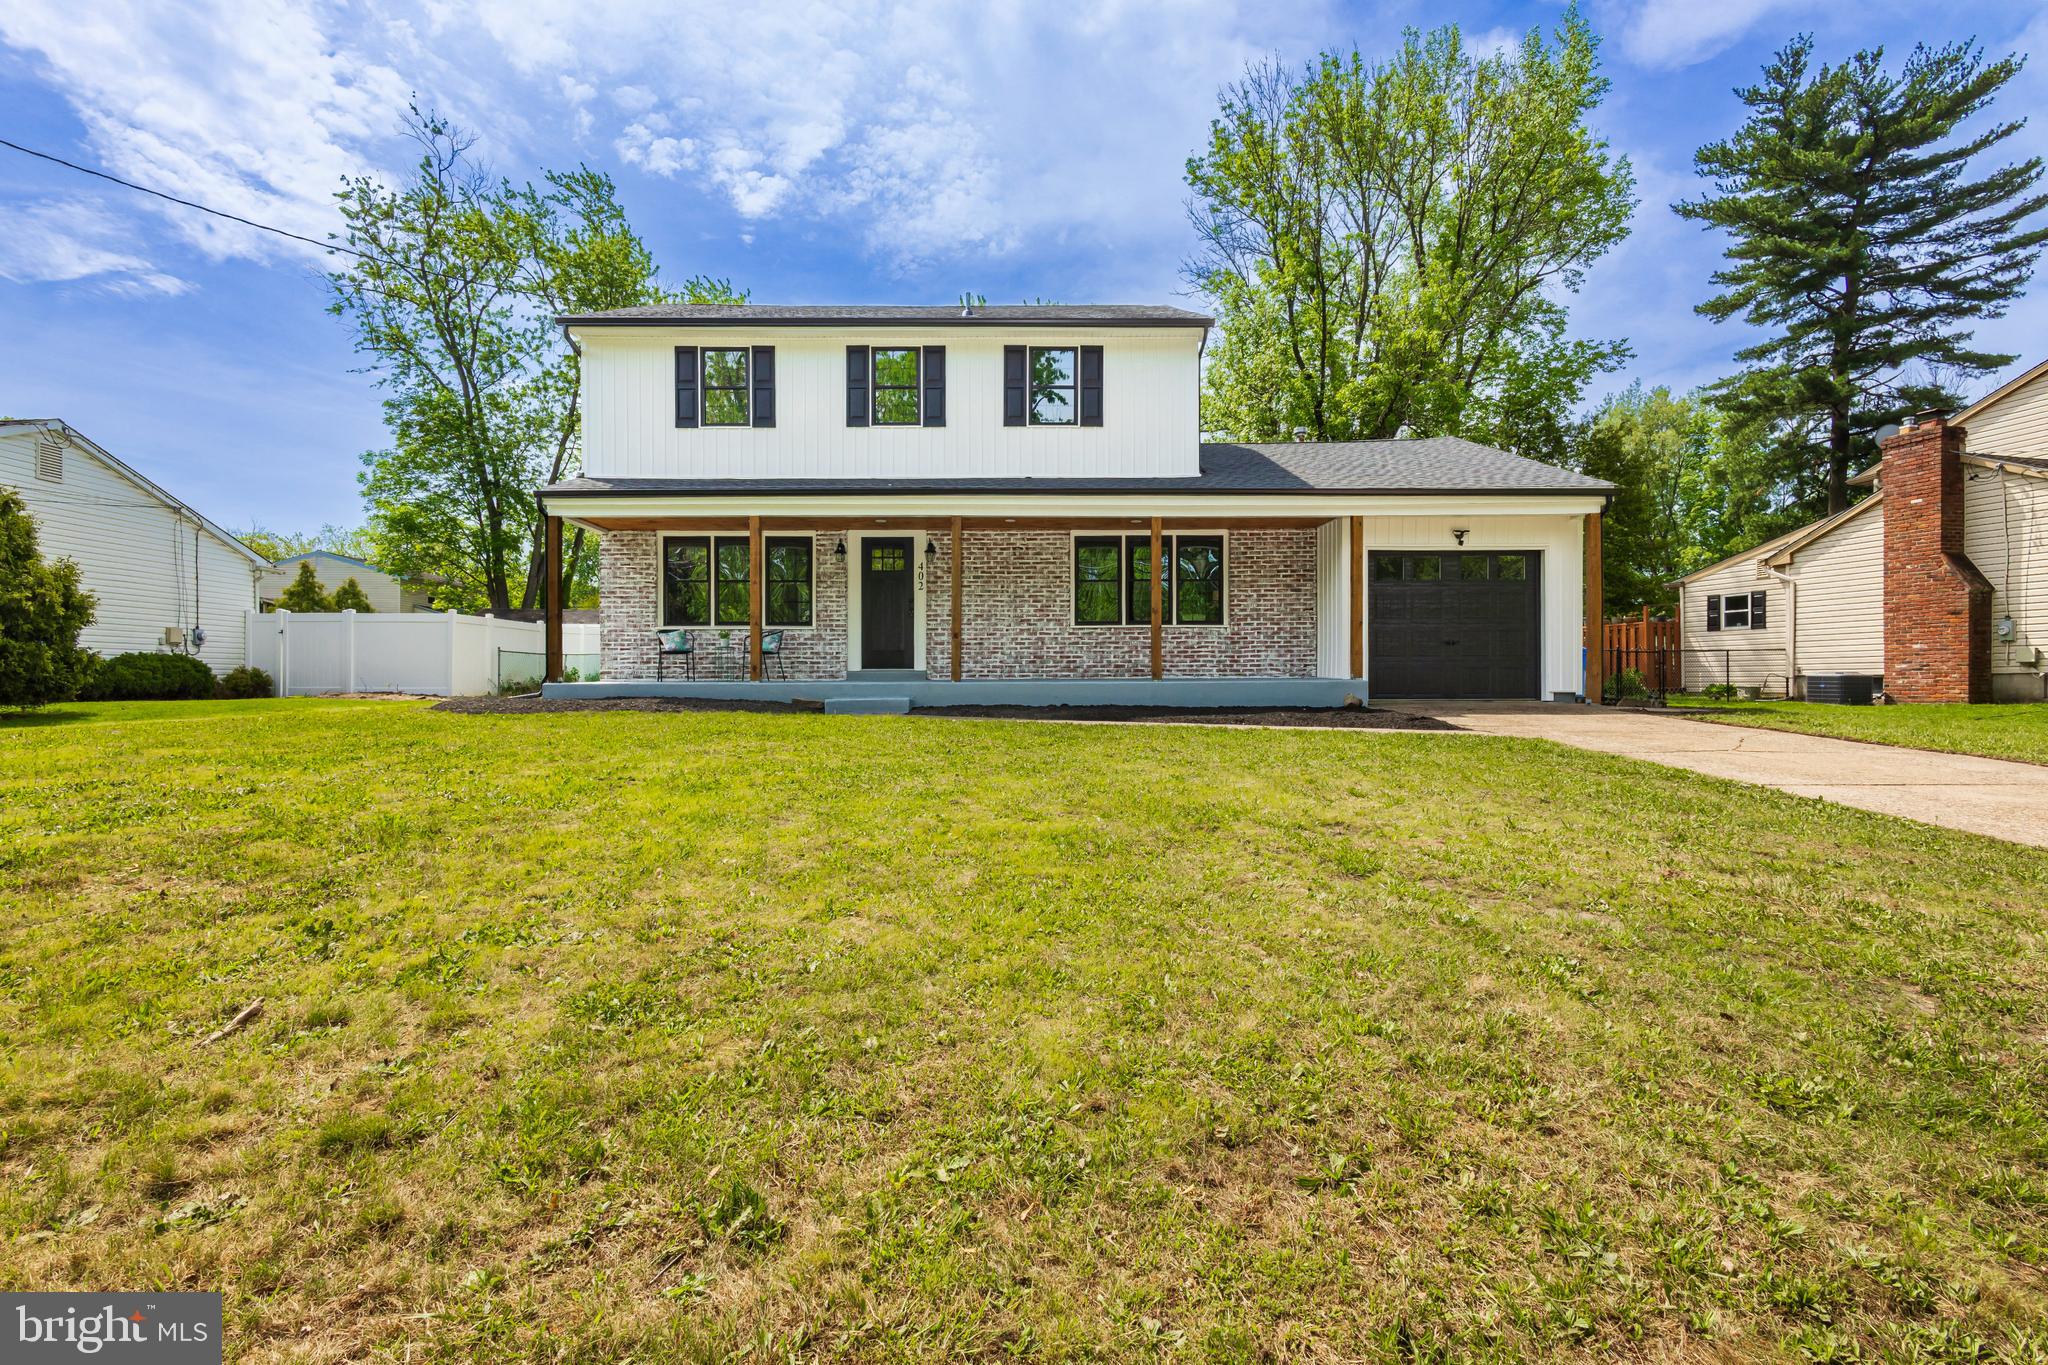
599,525,1319,680
1881,415,1993,702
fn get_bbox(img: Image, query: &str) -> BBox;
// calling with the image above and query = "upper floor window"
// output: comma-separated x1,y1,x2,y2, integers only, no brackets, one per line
872,348,920,425
1030,347,1077,425
702,349,751,426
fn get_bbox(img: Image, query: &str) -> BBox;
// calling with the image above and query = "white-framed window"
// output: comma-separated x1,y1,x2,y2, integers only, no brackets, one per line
661,534,813,628
1030,346,1078,425
1071,532,1225,627
701,349,751,427
871,347,920,425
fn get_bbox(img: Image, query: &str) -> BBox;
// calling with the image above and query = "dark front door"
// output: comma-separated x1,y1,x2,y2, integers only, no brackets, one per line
860,537,915,669
1368,551,1541,698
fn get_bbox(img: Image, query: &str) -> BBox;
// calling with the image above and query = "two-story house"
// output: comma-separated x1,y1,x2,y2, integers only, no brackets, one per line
536,304,1612,708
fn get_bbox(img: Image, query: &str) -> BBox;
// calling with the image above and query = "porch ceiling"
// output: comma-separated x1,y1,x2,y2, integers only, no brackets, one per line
576,515,1332,531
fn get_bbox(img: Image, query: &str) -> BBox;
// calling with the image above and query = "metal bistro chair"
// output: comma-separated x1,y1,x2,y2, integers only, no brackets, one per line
760,630,787,680
654,628,695,681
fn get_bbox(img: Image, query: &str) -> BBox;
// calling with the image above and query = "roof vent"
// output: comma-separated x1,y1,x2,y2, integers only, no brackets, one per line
35,432,63,482
1395,424,1416,440
1291,426,1310,443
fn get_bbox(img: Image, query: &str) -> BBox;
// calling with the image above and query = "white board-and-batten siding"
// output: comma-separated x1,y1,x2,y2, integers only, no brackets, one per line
575,325,1204,481
1,427,260,673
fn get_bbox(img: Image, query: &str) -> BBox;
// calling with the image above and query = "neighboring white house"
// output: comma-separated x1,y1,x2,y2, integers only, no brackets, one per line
0,419,269,675
1676,360,2048,702
257,550,433,613
536,304,1613,703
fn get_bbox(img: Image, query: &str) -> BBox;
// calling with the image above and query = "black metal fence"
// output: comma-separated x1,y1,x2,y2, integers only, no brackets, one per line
1676,647,1794,699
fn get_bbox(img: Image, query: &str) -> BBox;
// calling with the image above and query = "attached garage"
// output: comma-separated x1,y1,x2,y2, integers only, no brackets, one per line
1368,550,1541,698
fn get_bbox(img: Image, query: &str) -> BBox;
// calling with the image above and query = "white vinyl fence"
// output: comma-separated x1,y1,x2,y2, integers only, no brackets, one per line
244,610,600,696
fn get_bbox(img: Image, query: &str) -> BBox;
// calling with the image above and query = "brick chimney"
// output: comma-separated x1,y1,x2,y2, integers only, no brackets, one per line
1881,412,1992,702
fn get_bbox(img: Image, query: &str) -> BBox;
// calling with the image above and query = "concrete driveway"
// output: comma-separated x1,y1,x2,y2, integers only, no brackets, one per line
1379,700,2048,849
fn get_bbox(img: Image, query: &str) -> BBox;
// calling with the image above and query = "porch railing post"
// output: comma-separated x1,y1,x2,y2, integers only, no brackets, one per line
949,515,963,682
748,515,763,682
1149,516,1163,680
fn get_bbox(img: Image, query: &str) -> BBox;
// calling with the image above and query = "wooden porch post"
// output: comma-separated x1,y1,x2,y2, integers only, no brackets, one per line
748,515,764,681
949,515,963,682
544,513,564,684
1348,515,1364,679
1584,511,1604,701
1149,517,1164,680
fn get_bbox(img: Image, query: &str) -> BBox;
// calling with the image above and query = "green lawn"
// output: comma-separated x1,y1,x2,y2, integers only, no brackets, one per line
1679,696,2048,766
3,699,2046,1362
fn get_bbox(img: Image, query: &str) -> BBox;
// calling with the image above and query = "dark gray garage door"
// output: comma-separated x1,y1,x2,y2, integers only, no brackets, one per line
1368,551,1540,698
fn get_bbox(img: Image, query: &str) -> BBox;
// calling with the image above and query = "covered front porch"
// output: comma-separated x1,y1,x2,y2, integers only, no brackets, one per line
537,491,1606,707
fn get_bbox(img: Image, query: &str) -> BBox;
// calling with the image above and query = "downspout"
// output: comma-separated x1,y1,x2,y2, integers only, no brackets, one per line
1760,563,1796,698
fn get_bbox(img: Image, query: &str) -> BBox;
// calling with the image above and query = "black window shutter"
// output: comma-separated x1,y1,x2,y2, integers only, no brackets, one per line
1750,591,1767,630
1705,594,1721,632
1079,345,1104,426
1003,345,1027,426
674,346,699,428
922,345,946,427
846,346,869,427
751,346,776,427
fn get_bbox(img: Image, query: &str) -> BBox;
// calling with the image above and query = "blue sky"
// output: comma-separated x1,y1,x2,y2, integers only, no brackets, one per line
4,0,2046,533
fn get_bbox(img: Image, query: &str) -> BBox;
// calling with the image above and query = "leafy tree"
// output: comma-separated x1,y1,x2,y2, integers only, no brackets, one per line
331,578,376,612
0,489,96,709
275,561,335,613
332,109,739,614
1678,36,2048,513
1569,386,1794,614
1185,12,1635,460
235,523,374,564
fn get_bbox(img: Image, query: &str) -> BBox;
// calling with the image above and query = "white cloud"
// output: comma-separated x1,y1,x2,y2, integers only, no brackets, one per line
1599,0,1801,70
0,199,191,295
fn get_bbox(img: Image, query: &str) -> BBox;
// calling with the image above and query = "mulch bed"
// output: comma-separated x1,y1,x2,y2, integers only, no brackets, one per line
434,693,1454,730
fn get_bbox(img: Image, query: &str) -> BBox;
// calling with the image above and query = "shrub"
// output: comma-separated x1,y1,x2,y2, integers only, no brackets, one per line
1604,668,1649,701
331,577,375,612
1700,683,1739,701
0,488,97,709
216,665,275,699
274,561,333,612
80,651,216,701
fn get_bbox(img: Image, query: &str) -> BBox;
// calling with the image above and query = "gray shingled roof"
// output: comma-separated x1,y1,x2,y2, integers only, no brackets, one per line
559,303,1214,327
543,438,1611,498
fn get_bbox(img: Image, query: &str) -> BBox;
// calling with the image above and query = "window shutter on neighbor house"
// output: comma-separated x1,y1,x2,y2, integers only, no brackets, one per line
751,346,776,427
674,346,699,428
846,345,870,426
1003,346,1027,426
922,345,946,426
1079,345,1104,426
1705,595,1721,632
1750,591,1767,630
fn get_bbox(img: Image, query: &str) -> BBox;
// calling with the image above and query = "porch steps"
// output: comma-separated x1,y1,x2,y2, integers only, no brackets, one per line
822,695,912,715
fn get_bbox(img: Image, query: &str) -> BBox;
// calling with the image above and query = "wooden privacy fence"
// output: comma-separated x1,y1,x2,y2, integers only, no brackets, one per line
1603,609,1680,693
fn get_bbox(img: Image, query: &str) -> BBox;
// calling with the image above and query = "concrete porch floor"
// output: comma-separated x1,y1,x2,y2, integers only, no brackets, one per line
541,675,1366,709
1380,699,2048,849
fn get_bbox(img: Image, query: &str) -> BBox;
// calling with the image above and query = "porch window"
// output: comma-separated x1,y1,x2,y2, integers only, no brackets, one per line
661,534,814,628
1174,536,1224,625
1029,347,1078,425
871,347,920,425
1071,533,1224,626
1074,537,1122,625
702,349,750,426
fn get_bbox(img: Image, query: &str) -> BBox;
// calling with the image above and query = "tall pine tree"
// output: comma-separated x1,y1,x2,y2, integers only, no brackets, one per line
1678,37,2048,513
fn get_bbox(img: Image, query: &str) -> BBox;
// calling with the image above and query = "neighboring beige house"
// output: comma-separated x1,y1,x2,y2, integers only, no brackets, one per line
0,419,268,674
1676,360,2048,702
257,550,434,613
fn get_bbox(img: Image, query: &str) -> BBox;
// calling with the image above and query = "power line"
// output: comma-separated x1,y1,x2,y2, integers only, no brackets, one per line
0,136,368,259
